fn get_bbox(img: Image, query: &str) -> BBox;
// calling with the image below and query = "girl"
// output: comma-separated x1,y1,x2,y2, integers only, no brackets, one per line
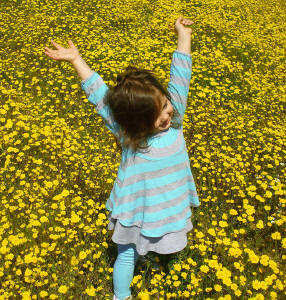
45,16,200,300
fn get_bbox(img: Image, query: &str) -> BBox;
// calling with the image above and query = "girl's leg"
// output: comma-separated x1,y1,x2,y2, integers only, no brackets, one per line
113,243,140,300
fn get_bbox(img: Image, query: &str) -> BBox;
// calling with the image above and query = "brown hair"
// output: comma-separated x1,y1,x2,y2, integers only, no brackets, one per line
103,66,182,155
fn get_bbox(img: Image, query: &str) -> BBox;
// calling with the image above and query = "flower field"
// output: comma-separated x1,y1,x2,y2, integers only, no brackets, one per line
0,0,285,299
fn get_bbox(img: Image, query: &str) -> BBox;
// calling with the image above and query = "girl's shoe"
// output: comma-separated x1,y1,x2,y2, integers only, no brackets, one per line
112,295,132,300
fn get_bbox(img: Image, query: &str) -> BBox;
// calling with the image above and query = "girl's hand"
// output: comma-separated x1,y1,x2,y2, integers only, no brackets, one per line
44,40,80,63
175,16,194,36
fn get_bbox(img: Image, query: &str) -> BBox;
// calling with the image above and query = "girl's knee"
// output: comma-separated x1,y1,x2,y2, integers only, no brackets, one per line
117,243,140,262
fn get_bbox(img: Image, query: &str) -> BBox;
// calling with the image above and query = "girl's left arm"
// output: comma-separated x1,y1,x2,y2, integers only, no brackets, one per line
167,17,194,120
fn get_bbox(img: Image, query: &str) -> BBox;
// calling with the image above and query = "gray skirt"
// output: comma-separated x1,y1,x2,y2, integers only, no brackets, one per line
107,214,194,256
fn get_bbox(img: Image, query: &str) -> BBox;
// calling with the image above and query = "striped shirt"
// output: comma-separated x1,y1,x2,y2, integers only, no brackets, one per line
81,50,200,238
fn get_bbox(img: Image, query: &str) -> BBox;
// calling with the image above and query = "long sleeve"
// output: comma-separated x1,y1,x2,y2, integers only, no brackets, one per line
167,50,192,120
81,72,120,137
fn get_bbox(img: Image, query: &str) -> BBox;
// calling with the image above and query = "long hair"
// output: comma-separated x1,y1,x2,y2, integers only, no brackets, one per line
103,66,182,156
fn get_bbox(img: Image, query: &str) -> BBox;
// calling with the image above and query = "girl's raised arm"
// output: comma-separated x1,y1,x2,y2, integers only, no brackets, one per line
175,16,194,55
45,40,120,137
45,40,93,81
167,17,194,120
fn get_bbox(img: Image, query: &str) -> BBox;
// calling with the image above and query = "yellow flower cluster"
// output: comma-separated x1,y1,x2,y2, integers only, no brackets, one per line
0,0,285,299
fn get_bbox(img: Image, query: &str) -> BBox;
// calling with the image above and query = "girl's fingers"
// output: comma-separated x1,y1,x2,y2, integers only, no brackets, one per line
44,47,53,53
181,19,194,24
45,52,54,59
50,39,62,49
68,40,76,48
45,47,57,55
45,51,59,60
44,47,60,60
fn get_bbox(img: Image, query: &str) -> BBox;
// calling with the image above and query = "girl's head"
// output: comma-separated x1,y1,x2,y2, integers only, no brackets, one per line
104,66,182,153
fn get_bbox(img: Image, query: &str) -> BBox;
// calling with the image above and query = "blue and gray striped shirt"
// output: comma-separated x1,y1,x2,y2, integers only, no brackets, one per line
81,50,200,237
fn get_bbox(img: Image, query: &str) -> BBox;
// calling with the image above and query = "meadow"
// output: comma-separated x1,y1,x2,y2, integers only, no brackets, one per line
0,0,285,299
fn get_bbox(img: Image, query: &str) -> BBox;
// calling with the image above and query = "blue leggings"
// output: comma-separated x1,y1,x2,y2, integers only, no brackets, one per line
113,244,141,300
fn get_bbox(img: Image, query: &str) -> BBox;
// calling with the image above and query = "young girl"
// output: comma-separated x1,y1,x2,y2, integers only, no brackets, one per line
45,16,200,300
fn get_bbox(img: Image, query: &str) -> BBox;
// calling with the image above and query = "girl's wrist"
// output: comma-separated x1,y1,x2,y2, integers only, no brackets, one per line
70,55,82,65
177,34,191,54
177,31,192,39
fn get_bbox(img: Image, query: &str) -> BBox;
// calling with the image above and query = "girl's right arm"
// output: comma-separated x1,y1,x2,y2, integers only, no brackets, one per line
45,40,120,137
45,40,93,81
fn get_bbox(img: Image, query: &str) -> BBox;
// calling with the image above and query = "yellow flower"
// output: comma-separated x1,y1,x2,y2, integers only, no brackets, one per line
207,259,218,268
40,216,49,223
16,269,22,276
256,220,264,229
260,255,269,266
138,290,150,300
255,293,265,300
173,280,181,287
39,291,48,297
24,268,32,277
22,291,31,300
182,290,190,297
61,189,70,197
240,275,246,286
71,256,79,266
228,247,242,258
260,281,268,290
208,228,216,236
219,221,228,228
58,285,68,294
85,285,96,296
270,291,277,298
102,241,108,248
200,265,209,273
214,284,222,292
71,211,80,223
265,190,272,198
271,232,281,240
44,181,53,188
196,231,204,239
172,275,178,281
79,251,87,260
252,280,261,290
198,244,207,252
275,279,284,290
